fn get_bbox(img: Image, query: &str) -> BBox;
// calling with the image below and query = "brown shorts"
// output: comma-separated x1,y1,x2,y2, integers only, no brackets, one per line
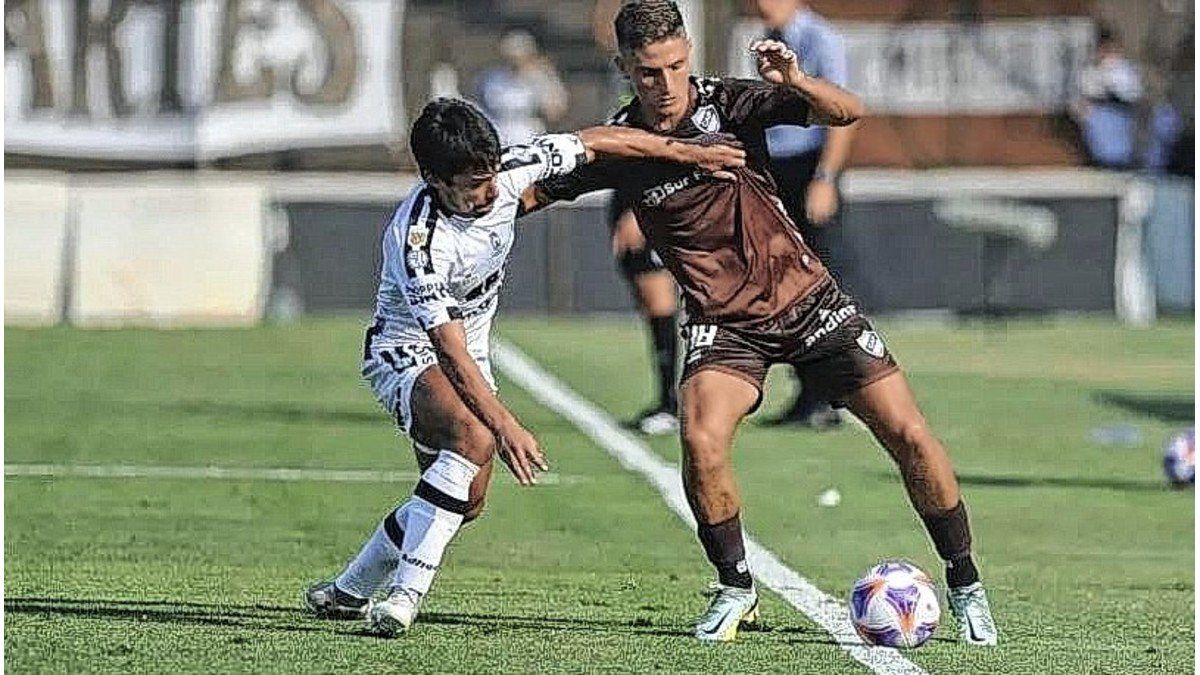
680,278,899,409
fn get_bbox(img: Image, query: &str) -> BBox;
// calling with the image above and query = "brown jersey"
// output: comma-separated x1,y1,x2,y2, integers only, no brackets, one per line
538,77,830,326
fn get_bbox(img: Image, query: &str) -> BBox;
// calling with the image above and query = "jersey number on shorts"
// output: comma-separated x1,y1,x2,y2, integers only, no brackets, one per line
685,325,718,364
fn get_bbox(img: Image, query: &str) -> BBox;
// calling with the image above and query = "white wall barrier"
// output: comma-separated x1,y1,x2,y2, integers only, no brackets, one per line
68,174,273,327
5,172,70,325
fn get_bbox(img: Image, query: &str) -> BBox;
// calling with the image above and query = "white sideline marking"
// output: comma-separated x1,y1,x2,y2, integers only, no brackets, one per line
4,463,583,486
493,340,927,675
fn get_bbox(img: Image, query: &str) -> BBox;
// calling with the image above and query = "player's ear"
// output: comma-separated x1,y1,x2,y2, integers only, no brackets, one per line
612,54,629,79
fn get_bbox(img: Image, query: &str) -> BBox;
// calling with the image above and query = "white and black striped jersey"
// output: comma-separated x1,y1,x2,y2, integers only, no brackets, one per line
367,133,587,350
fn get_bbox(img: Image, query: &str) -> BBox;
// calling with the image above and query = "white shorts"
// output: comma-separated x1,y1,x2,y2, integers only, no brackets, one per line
362,342,496,435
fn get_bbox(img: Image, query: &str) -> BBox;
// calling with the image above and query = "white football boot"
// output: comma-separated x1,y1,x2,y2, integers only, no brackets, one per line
368,587,422,637
637,409,680,436
947,582,998,646
303,581,370,620
694,582,759,642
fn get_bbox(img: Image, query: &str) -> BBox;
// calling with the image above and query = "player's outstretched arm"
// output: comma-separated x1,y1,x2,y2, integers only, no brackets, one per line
750,39,864,126
427,322,548,486
574,126,746,174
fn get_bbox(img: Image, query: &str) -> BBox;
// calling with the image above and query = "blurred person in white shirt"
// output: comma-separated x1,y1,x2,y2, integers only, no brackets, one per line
477,30,570,144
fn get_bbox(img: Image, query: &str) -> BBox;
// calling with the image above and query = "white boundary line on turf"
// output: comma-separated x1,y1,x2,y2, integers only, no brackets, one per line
3,463,584,485
492,340,928,675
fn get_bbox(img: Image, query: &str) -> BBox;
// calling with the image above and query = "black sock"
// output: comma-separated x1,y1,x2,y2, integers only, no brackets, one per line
648,314,678,411
697,514,753,589
920,500,980,589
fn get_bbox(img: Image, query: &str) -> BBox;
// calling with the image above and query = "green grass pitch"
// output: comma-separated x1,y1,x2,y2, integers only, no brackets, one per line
5,317,1194,673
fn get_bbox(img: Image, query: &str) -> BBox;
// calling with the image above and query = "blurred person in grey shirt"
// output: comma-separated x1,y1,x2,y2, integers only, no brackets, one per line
477,30,570,144
755,0,858,428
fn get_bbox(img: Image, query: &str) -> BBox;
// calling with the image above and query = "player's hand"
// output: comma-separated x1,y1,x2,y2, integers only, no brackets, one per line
669,133,745,181
750,39,803,86
496,422,548,486
806,179,839,225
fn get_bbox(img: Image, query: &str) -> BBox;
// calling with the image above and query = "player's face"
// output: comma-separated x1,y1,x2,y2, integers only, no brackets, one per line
433,170,499,218
619,36,693,131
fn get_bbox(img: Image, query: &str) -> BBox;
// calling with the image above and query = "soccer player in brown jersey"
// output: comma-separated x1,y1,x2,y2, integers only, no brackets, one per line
522,0,998,646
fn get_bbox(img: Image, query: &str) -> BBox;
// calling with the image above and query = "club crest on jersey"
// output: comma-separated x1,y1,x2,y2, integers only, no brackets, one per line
488,230,503,254
691,104,720,133
408,229,429,247
857,330,886,358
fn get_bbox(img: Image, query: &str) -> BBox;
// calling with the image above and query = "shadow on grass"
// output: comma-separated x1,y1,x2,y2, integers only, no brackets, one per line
6,597,885,648
956,473,1169,493
4,597,323,635
417,611,853,646
873,470,1170,493
1094,391,1194,424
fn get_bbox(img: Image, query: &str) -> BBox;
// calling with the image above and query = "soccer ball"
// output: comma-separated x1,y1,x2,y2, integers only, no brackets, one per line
849,561,940,649
1162,429,1195,486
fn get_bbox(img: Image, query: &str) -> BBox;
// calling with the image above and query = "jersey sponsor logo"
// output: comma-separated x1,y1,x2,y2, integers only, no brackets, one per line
406,248,430,272
685,324,719,364
803,305,858,348
406,279,450,305
642,171,705,207
856,330,886,358
691,104,720,133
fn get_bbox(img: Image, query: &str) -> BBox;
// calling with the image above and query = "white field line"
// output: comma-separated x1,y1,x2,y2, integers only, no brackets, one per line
492,340,927,675
3,463,584,486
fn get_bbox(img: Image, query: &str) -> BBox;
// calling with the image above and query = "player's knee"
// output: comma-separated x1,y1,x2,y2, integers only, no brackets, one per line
883,421,935,460
683,426,730,472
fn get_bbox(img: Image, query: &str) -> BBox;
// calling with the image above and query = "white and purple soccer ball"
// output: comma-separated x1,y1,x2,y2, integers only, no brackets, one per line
849,561,940,649
1163,429,1195,486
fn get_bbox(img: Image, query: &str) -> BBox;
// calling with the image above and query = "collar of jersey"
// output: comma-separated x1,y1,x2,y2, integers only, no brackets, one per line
425,184,497,229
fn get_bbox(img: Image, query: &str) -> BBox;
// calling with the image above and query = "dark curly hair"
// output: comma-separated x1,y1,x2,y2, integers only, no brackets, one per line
409,98,500,183
614,0,687,54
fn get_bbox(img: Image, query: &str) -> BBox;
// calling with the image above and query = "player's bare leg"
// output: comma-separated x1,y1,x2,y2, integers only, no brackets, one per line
846,371,998,646
313,366,495,635
307,374,495,623
678,369,761,641
363,366,496,636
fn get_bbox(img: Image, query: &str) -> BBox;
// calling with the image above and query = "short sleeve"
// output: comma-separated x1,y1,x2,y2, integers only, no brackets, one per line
499,133,589,192
723,78,811,129
391,196,462,331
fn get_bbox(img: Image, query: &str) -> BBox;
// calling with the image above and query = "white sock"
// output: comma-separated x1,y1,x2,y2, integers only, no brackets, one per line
391,450,479,596
335,503,410,599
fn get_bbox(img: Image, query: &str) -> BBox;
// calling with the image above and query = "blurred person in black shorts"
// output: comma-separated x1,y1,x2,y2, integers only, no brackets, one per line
757,0,858,429
610,188,682,435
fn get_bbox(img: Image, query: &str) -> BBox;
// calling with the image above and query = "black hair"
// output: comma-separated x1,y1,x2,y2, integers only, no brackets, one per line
409,98,501,183
614,0,687,54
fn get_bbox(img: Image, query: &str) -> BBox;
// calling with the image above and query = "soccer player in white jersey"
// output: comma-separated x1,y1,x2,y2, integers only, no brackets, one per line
304,98,745,636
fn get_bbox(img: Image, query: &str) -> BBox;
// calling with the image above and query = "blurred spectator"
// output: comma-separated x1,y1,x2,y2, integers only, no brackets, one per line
1145,101,1184,174
1072,26,1143,169
755,0,857,429
476,30,569,144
